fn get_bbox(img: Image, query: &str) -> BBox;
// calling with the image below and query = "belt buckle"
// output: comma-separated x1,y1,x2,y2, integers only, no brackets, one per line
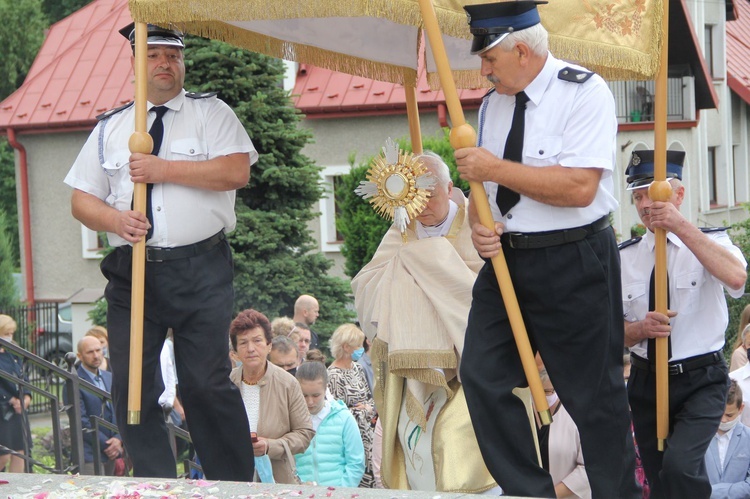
146,247,165,263
507,232,523,249
668,363,683,376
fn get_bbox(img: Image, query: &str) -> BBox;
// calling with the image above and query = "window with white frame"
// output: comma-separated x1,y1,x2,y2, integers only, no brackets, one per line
81,226,105,259
319,165,351,252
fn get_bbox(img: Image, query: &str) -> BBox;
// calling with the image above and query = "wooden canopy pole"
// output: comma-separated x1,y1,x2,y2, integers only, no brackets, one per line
648,0,672,452
405,85,423,154
417,0,551,425
126,22,153,425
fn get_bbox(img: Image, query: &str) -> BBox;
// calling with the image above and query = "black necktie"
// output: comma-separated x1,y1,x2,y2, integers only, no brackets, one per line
146,106,169,240
496,91,529,216
647,263,672,361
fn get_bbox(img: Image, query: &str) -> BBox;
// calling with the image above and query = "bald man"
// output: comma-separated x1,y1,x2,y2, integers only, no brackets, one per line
294,295,320,349
70,336,123,475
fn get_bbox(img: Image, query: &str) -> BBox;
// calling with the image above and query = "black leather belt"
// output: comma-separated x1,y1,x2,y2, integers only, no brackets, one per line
630,351,723,376
500,215,610,250
142,231,226,263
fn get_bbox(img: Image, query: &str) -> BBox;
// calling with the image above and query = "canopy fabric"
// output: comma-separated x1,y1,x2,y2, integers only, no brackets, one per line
129,0,663,86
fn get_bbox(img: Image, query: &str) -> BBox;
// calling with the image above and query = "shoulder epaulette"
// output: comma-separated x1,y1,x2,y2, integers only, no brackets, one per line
96,101,134,121
618,237,642,250
186,91,217,99
558,67,594,84
700,226,728,233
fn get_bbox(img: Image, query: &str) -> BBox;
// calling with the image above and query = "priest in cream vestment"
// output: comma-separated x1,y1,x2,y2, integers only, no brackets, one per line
352,152,499,492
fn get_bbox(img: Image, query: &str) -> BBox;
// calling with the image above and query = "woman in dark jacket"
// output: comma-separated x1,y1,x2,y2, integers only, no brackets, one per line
0,314,31,473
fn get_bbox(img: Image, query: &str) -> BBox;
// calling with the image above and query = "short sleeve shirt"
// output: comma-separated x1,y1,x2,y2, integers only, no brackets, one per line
477,53,618,232
621,229,747,360
64,90,258,248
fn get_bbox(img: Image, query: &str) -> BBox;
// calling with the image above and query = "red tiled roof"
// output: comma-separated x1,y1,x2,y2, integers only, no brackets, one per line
292,63,487,117
727,0,750,105
0,0,133,132
0,0,485,133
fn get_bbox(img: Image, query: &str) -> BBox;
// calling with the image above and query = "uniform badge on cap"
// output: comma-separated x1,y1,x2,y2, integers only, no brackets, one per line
631,153,641,166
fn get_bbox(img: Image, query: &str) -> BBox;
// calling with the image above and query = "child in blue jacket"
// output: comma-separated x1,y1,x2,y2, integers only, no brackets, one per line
295,361,365,486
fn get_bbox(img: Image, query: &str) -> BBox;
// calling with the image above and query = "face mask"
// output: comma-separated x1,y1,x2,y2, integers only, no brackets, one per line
719,416,740,433
101,347,109,357
255,454,275,483
351,347,365,362
545,392,559,407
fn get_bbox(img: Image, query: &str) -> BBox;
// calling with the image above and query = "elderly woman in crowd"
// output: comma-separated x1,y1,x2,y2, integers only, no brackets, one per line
0,314,31,473
328,323,377,487
229,309,314,483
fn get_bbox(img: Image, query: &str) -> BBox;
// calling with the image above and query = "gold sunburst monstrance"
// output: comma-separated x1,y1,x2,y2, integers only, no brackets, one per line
356,139,436,241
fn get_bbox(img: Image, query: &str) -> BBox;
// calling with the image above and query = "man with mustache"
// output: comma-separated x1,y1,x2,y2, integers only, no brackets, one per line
64,23,256,480
621,149,747,498
454,1,640,496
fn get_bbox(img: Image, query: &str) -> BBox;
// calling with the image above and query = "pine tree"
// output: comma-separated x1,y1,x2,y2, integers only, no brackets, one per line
183,37,354,342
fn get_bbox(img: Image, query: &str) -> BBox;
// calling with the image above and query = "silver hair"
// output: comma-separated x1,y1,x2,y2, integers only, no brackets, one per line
416,151,451,188
498,23,549,57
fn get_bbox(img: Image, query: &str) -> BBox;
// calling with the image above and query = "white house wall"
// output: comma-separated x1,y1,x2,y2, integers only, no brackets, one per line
15,131,106,301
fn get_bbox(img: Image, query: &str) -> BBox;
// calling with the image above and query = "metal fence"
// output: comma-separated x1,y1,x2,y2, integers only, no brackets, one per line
607,78,687,123
0,337,197,476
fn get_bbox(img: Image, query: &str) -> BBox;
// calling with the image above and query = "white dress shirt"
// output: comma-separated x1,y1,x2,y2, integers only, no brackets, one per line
717,426,736,469
622,229,746,361
65,89,258,248
477,53,618,232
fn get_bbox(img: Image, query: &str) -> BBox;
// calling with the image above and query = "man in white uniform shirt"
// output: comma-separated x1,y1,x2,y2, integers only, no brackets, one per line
454,1,639,497
64,23,256,480
621,150,747,498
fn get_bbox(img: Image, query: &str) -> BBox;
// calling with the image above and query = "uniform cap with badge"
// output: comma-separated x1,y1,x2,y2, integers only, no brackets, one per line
118,22,185,51
464,0,548,55
625,149,685,190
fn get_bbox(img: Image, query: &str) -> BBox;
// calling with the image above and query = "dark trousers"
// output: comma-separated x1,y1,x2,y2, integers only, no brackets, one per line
461,227,641,498
101,241,255,480
628,358,728,499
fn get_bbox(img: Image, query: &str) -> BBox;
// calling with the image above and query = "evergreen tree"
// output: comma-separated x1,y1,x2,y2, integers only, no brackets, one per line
337,129,465,278
0,210,19,309
183,37,354,342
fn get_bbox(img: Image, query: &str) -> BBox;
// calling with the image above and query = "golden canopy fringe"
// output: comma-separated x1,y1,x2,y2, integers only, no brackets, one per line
129,0,473,36
179,21,420,87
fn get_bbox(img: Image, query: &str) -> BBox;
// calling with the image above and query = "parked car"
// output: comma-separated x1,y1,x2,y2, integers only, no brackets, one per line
34,302,73,382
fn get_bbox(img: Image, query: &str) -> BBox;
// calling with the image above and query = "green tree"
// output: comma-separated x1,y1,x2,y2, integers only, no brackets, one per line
337,129,465,278
336,158,391,279
40,0,93,24
182,37,353,341
0,139,18,268
0,210,19,309
0,0,46,101
725,206,750,359
0,0,46,270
